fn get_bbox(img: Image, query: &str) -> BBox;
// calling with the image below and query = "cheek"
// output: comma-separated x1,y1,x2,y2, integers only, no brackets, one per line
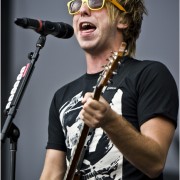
72,17,78,33
97,13,111,29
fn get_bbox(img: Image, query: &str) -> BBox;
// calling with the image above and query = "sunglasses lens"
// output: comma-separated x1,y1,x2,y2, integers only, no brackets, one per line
88,0,104,9
69,0,82,13
68,0,105,14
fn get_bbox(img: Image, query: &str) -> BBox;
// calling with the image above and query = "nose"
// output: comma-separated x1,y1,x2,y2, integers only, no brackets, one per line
79,2,91,16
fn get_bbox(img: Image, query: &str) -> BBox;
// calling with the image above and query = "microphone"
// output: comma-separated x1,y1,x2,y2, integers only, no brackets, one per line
14,18,74,39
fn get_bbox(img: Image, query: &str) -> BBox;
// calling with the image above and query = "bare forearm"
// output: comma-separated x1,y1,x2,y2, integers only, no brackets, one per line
102,110,165,178
80,93,174,178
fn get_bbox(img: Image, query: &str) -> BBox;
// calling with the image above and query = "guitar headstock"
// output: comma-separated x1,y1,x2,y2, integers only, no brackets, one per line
93,42,127,100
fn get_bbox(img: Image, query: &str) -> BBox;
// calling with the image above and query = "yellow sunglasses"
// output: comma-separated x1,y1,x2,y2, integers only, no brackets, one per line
67,0,126,15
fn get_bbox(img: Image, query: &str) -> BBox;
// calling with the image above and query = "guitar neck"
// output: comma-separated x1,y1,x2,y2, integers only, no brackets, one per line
64,42,127,180
64,124,91,180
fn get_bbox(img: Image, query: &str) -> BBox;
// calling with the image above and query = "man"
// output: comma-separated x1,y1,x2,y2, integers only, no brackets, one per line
40,0,178,179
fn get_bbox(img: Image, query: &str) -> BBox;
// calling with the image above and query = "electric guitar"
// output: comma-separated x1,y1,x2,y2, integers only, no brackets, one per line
64,42,127,180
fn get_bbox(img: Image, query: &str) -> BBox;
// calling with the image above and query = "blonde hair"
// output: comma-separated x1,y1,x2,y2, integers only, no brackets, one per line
106,0,148,57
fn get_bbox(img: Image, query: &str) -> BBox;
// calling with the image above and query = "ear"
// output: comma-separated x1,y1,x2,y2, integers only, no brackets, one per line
117,21,128,29
117,17,128,29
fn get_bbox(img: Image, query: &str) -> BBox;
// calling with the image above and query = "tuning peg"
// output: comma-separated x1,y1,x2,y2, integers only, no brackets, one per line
112,71,117,75
114,51,118,56
99,73,104,80
110,51,114,55
101,64,106,68
108,79,113,84
105,65,110,70
112,54,117,59
99,72,107,78
109,57,114,63
107,56,114,62
102,64,112,70
111,51,118,56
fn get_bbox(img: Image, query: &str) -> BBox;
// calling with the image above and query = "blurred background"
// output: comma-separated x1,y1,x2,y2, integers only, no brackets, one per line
1,0,179,179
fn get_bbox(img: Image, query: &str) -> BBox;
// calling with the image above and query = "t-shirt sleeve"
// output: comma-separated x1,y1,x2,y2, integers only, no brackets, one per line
137,61,179,127
46,91,67,151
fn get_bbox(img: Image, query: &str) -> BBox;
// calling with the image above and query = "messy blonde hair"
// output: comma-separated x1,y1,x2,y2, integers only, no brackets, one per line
106,0,148,57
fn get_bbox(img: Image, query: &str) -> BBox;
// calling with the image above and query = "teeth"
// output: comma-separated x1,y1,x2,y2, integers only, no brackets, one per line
81,22,96,30
82,23,90,27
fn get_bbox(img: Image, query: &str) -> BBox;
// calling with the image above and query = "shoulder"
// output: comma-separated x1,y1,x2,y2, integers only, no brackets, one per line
138,60,170,74
54,74,85,97
51,74,85,109
124,57,169,71
123,57,174,81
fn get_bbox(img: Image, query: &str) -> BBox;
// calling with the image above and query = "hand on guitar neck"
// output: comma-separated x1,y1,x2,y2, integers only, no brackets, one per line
63,42,127,180
80,92,113,129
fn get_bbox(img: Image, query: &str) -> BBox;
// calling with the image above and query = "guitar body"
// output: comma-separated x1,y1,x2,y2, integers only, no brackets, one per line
64,42,127,180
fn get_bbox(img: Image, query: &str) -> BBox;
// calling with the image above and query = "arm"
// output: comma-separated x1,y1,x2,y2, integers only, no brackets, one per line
40,149,67,180
103,113,175,178
80,93,175,178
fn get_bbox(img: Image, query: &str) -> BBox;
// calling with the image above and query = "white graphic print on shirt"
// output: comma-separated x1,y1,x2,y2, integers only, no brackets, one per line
59,89,124,179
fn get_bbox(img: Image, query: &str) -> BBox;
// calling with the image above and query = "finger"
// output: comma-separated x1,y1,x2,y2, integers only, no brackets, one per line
83,102,106,121
79,109,83,120
80,109,100,128
84,98,106,113
83,98,100,115
81,92,93,104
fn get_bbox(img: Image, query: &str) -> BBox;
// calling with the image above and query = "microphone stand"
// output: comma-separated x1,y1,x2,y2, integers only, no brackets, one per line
1,35,46,180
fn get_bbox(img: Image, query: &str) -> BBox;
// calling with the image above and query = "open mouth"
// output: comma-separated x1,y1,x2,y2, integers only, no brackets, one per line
80,22,96,31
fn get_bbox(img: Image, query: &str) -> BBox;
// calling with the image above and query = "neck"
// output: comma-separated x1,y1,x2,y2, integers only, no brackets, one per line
84,39,125,74
85,50,112,74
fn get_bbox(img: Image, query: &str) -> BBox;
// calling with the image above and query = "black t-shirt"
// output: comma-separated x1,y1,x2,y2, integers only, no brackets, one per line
46,57,178,180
